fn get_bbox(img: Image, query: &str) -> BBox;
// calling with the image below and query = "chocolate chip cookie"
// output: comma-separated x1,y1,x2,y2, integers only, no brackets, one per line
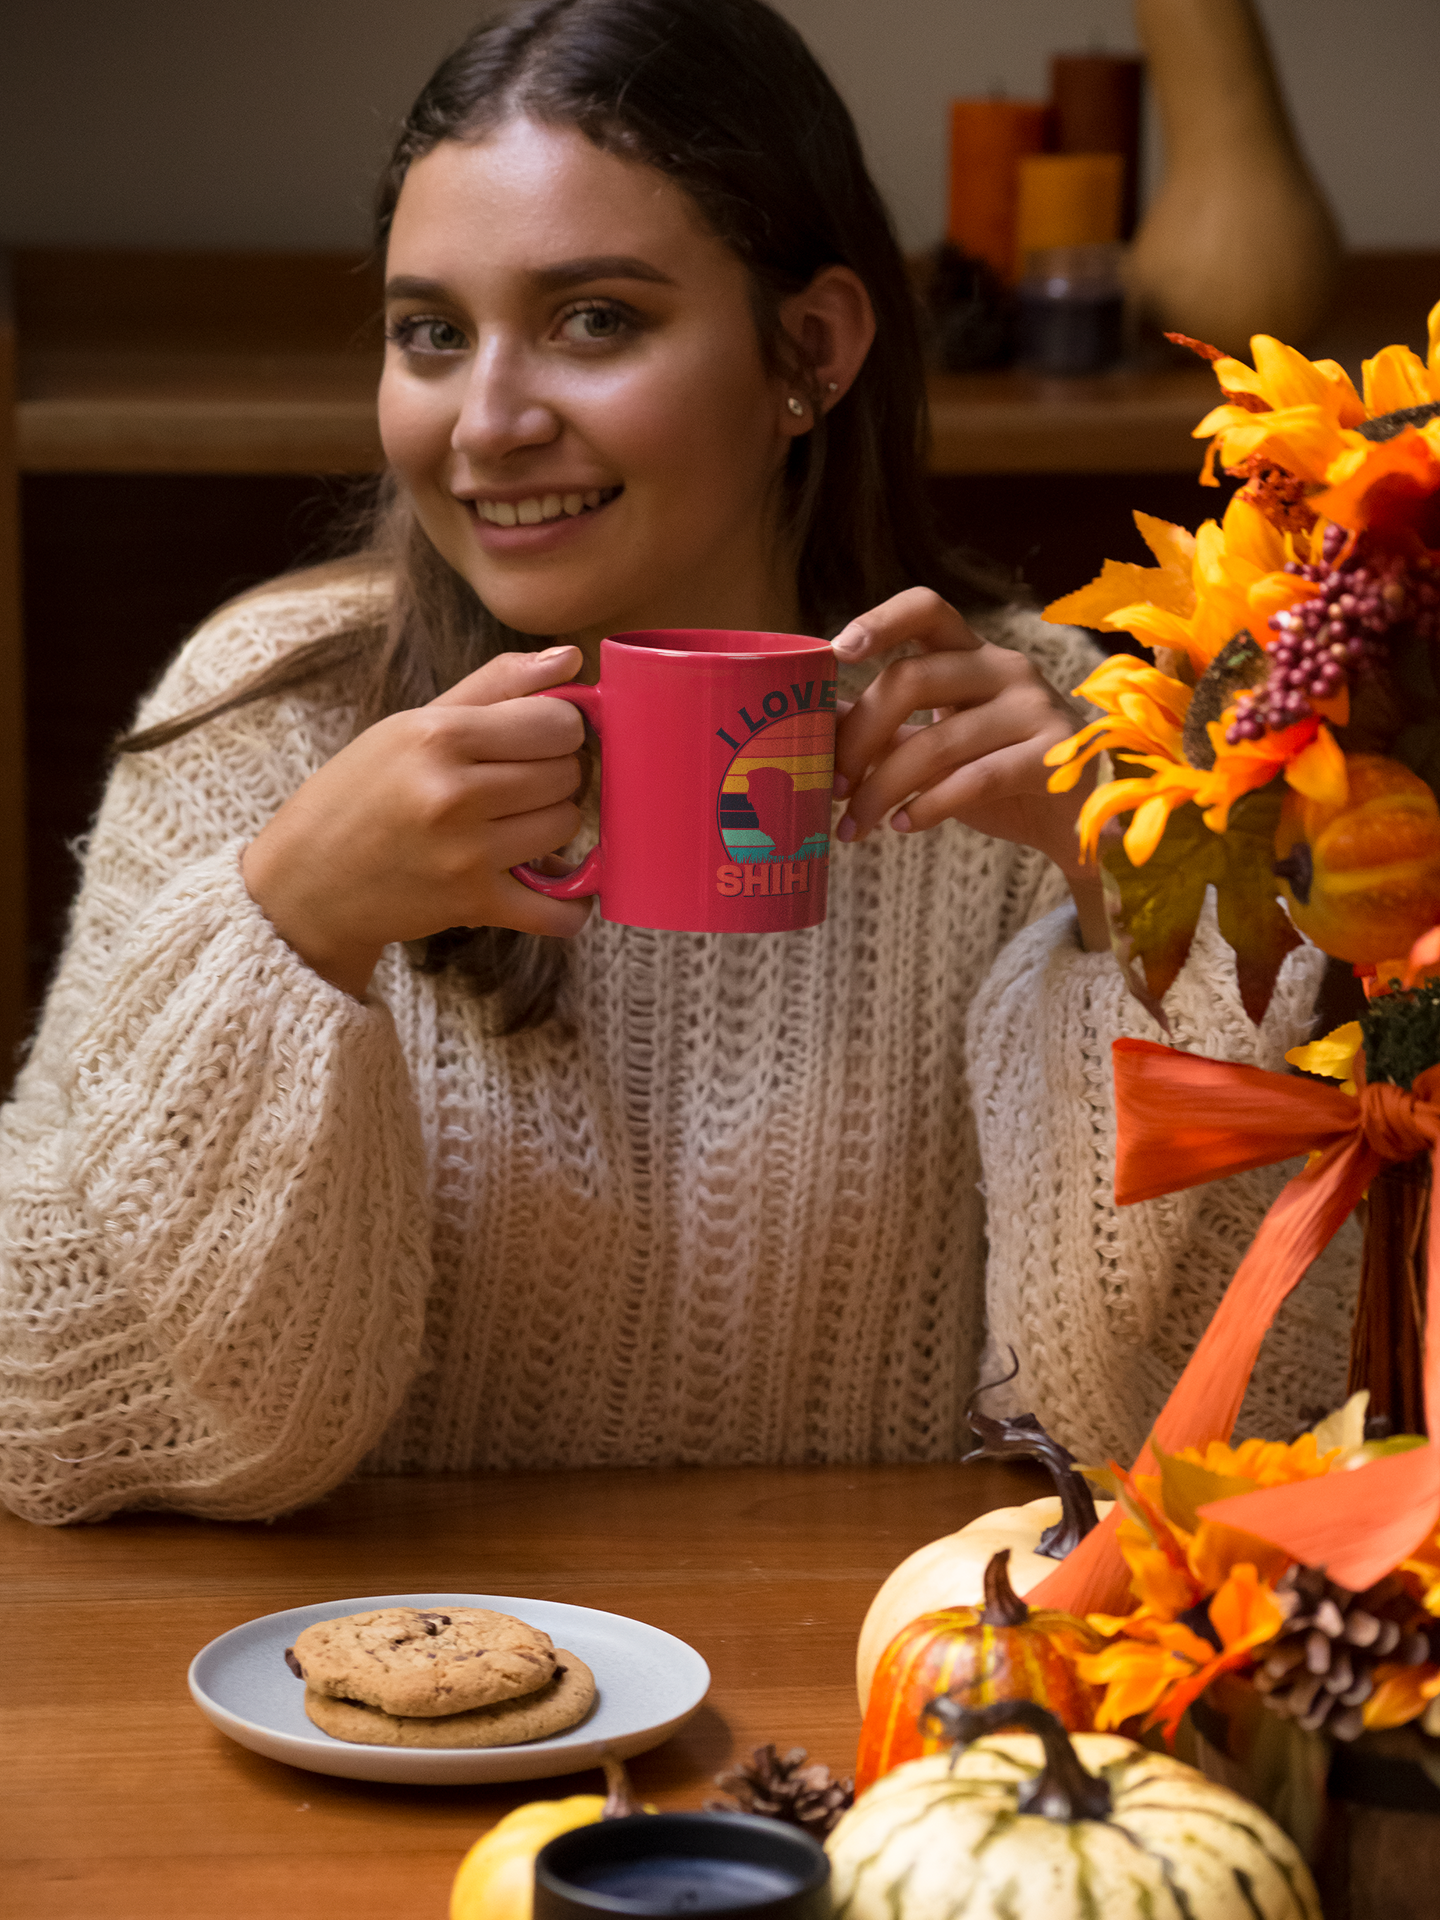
288,1606,558,1718
302,1651,596,1748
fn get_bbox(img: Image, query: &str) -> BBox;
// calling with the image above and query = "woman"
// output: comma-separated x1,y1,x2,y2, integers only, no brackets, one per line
0,0,1354,1524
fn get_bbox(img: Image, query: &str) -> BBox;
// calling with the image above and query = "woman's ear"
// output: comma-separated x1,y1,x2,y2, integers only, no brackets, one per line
776,265,876,434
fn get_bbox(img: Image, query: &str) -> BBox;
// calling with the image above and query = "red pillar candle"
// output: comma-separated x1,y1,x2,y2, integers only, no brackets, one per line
1050,53,1145,239
947,98,1050,282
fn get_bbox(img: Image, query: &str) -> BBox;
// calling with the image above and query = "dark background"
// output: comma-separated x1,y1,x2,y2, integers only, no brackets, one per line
21,465,1228,1016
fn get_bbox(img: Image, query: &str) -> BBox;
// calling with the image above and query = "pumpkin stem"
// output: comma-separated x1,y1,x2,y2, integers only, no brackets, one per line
960,1350,1100,1559
920,1698,1113,1823
601,1753,642,1819
979,1549,1029,1627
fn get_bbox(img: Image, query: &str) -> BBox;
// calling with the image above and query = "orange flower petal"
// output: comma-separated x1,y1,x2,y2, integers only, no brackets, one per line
1314,429,1440,539
1283,726,1348,806
1363,1664,1440,1731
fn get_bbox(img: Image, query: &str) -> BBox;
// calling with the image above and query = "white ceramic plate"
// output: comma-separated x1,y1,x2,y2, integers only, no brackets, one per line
188,1591,711,1785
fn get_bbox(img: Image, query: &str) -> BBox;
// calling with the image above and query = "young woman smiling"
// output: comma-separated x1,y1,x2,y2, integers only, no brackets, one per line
0,0,1355,1525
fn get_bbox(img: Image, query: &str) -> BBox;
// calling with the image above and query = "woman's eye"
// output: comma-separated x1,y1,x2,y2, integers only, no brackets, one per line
387,316,468,355
556,303,632,346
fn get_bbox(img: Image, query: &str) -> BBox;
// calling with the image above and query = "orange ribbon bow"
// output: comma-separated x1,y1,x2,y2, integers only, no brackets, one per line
1030,1037,1440,1617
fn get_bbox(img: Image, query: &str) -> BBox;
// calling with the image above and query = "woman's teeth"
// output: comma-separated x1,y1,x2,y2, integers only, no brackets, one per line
476,487,619,528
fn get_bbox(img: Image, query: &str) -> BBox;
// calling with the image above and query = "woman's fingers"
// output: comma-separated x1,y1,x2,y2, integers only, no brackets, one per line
841,677,1071,836
408,690,586,767
831,585,983,665
430,643,583,708
826,586,1092,868
835,644,1037,800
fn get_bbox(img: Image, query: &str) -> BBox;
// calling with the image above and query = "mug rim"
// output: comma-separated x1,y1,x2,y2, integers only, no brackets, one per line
603,628,833,660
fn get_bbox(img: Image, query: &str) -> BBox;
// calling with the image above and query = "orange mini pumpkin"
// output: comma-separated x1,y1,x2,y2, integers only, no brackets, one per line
1275,753,1440,964
854,1549,1101,1795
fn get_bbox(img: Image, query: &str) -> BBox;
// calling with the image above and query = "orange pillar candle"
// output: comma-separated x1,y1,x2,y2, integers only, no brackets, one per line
947,99,1049,282
1014,153,1123,269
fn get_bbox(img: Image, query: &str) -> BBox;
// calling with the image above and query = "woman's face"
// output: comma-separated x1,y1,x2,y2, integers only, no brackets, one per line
379,117,803,652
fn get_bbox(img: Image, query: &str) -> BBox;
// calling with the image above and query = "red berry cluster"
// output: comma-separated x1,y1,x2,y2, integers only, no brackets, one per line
1225,525,1440,744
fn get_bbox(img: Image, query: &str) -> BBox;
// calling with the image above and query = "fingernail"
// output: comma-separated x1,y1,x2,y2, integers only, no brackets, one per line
837,815,858,843
891,809,912,834
535,645,573,664
832,624,866,658
832,772,850,798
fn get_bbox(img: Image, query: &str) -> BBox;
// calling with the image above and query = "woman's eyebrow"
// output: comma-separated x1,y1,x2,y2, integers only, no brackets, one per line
383,257,676,303
529,255,677,291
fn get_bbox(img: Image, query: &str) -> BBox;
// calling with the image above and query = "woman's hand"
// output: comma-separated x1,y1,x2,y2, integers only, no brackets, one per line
241,646,591,999
831,588,1109,948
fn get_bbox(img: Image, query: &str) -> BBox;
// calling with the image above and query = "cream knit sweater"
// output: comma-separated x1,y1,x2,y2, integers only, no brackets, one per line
0,577,1359,1523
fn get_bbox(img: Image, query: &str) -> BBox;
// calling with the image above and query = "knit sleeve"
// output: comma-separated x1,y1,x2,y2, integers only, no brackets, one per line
966,603,1107,937
966,900,1361,1464
0,583,433,1523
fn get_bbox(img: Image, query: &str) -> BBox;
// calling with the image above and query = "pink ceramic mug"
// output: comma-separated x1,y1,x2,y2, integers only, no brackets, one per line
513,629,837,933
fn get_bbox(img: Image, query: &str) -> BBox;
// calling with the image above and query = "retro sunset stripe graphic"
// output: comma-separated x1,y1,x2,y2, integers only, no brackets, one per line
718,708,833,864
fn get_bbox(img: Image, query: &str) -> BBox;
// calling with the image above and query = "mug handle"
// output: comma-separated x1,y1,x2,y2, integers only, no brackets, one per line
510,682,603,900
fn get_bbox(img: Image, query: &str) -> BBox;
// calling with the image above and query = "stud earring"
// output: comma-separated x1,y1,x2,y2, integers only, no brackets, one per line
787,396,806,416
826,381,838,393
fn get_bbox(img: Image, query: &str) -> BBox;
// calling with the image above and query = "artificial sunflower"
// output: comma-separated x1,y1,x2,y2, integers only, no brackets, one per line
1194,306,1440,557
1046,494,1314,677
1074,1458,1289,1739
1194,303,1440,483
1043,499,1346,864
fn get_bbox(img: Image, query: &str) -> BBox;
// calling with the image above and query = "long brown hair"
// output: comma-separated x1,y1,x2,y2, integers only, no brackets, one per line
121,0,1008,1031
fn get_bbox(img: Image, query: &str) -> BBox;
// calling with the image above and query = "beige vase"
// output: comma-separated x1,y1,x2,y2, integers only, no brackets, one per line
1128,0,1341,355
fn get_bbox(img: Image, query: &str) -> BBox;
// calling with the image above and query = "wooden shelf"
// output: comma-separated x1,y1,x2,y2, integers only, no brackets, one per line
13,248,386,475
15,248,1439,481
18,347,384,473
12,247,1438,479
18,352,1231,477
926,364,1220,473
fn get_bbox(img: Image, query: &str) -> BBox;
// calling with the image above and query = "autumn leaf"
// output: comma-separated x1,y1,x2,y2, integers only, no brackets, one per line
1100,779,1301,1028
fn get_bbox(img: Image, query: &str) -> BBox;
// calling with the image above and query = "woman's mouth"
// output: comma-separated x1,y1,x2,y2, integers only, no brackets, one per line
474,485,623,528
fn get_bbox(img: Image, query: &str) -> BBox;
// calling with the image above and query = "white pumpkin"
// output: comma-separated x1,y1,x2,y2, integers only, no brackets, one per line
855,1495,1114,1709
827,1709,1321,1920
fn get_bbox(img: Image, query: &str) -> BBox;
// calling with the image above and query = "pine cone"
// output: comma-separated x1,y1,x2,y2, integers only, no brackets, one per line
1252,1564,1436,1741
705,1743,855,1838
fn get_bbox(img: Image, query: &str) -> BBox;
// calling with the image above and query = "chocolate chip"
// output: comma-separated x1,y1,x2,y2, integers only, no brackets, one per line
416,1612,451,1632
284,1647,304,1679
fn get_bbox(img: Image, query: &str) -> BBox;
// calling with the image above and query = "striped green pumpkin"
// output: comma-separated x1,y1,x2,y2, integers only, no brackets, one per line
828,1726,1321,1920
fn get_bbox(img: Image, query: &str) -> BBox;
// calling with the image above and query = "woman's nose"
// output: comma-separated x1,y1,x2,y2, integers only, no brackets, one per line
451,338,561,465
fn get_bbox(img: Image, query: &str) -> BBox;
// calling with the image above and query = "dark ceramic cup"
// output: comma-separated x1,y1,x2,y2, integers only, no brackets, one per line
533,1810,832,1918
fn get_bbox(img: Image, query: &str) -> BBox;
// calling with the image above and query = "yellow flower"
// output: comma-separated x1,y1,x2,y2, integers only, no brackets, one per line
1194,307,1440,554
1078,1564,1285,1740
1194,332,1377,486
1179,1432,1343,1488
1046,496,1314,678
1073,1439,1364,1740
1042,649,1341,866
1044,511,1197,635
1363,1662,1440,1732
1286,1020,1363,1094
1314,416,1440,553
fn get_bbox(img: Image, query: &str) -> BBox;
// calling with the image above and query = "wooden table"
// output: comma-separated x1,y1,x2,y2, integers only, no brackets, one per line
2,1458,1043,1919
